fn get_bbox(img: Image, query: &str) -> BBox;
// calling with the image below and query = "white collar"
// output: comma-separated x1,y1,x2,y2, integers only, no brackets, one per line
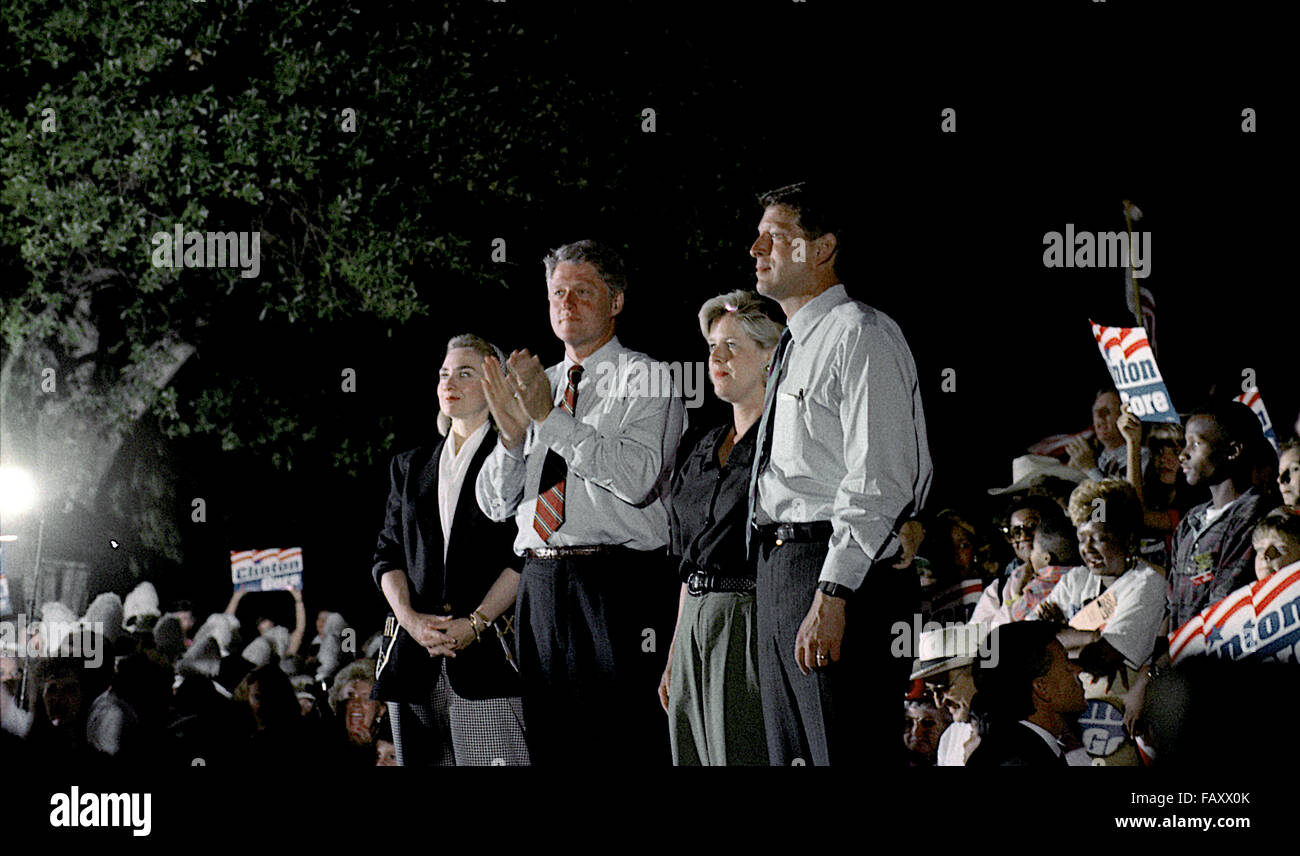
1018,719,1063,757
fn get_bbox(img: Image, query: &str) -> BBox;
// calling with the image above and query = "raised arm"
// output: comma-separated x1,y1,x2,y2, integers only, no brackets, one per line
286,588,306,656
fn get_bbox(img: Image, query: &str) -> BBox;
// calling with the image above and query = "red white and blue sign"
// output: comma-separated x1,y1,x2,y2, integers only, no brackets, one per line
1234,385,1280,455
1170,560,1300,664
1090,322,1179,423
1079,698,1128,757
231,547,303,593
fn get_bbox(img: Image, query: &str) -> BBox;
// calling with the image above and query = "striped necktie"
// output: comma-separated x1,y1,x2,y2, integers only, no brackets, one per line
532,364,583,542
746,327,793,555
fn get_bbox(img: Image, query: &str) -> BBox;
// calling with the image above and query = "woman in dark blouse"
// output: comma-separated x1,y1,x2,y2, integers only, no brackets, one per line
659,290,783,765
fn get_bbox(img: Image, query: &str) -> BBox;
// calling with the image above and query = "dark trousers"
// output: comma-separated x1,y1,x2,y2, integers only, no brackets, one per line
515,549,676,766
755,538,918,766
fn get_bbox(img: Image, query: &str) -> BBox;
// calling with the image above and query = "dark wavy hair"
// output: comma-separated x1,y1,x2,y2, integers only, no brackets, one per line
972,621,1060,724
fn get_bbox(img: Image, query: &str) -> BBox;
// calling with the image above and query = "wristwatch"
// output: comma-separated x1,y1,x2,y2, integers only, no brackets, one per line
817,581,855,601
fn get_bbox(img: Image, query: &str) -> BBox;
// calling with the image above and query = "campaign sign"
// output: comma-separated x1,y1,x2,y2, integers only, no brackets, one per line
1168,612,1207,664
1079,698,1127,757
1090,321,1179,423
231,548,303,593
1169,561,1300,665
1234,386,1280,454
1243,561,1300,664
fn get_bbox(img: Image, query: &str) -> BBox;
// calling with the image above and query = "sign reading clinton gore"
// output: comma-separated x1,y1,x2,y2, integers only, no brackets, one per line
1089,322,1178,423
231,547,303,593
1169,560,1300,665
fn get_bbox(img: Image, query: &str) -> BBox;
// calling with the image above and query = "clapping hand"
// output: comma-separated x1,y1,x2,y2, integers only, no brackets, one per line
1037,601,1067,626
506,350,554,423
482,354,530,451
1065,437,1096,473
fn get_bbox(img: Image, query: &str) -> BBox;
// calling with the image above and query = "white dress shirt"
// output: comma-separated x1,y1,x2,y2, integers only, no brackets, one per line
475,336,686,554
438,420,491,564
755,284,933,590
1018,719,1064,758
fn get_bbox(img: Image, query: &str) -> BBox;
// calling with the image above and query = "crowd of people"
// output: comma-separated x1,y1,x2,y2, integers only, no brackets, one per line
3,181,1298,768
0,580,396,767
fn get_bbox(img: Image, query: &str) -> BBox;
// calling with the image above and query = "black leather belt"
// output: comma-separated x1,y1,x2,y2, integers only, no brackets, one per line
526,545,620,559
685,570,756,596
678,558,755,596
754,520,833,546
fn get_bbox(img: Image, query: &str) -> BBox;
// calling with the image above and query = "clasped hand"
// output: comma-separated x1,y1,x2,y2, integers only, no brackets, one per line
403,612,474,658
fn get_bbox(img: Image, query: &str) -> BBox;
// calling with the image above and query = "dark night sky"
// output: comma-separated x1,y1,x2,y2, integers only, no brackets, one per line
65,3,1292,634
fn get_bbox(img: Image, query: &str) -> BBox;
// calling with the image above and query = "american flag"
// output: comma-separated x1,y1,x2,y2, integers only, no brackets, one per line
1122,201,1156,357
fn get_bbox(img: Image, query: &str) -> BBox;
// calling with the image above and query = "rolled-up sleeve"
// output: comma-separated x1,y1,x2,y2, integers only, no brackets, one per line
823,323,932,590
537,374,684,508
475,437,527,522
372,454,408,590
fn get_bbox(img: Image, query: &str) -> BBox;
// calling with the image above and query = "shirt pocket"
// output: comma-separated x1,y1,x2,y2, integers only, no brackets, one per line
772,390,805,469
772,385,839,470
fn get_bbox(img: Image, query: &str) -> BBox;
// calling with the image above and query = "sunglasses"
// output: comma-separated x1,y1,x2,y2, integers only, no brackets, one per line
1001,524,1037,539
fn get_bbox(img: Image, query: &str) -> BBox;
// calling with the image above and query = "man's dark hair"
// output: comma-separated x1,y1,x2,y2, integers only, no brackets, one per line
1188,399,1268,478
757,181,844,270
543,239,629,297
972,621,1059,723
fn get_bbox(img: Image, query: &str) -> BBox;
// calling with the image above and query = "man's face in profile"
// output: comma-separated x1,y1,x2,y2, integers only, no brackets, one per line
751,205,813,303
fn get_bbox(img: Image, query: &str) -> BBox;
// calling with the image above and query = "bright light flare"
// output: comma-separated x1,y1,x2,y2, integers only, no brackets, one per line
0,467,37,516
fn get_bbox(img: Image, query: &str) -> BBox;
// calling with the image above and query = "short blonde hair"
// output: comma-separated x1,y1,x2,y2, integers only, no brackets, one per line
697,290,783,350
1067,479,1143,547
437,333,505,437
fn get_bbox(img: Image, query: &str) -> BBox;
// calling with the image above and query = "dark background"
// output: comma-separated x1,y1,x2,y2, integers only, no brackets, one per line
179,7,1296,633
6,2,1293,641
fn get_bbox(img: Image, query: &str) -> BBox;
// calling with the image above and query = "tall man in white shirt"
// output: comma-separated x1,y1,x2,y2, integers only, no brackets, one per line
476,240,685,765
747,183,933,765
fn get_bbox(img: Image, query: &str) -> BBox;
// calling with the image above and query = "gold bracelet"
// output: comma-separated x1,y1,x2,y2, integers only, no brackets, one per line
466,614,482,642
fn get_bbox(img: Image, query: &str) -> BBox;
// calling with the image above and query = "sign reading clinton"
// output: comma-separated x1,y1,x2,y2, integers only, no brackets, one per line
1089,321,1178,423
1169,560,1300,665
231,548,303,593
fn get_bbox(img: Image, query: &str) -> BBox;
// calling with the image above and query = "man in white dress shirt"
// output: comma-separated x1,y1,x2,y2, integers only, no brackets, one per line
747,182,933,765
476,240,685,765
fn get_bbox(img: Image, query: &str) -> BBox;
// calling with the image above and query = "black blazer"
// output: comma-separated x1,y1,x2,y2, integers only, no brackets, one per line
370,433,523,701
966,721,1068,768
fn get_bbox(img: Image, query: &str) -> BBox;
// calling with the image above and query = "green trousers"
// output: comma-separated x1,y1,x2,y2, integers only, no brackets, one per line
667,591,768,765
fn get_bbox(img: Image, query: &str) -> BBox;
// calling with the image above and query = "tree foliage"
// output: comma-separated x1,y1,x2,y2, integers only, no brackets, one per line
0,0,619,466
